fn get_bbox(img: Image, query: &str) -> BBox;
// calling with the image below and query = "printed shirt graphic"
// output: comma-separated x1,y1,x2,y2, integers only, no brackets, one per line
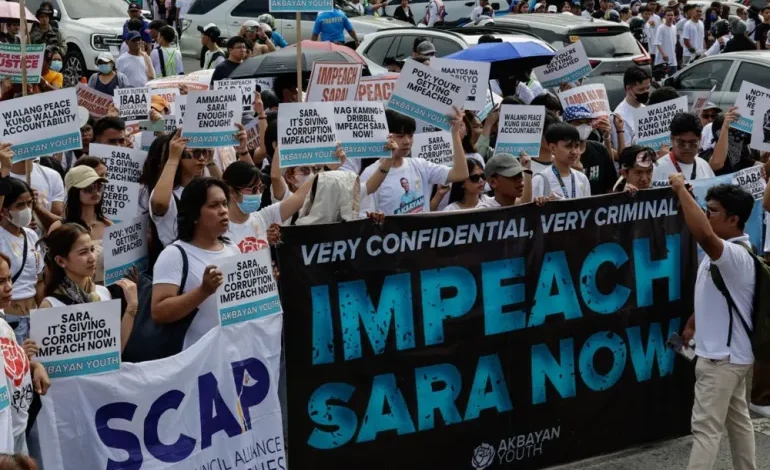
0,316,31,439
360,157,451,216
226,204,283,254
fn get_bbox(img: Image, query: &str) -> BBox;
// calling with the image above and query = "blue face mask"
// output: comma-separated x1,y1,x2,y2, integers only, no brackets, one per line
50,60,63,72
97,63,112,74
709,12,717,21
238,193,262,214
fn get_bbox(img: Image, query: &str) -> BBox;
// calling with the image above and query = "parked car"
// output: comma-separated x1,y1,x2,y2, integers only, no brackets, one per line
180,0,410,59
663,51,770,111
23,0,144,87
408,0,511,23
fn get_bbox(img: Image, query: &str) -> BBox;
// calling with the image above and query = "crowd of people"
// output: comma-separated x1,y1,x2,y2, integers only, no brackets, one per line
0,0,764,469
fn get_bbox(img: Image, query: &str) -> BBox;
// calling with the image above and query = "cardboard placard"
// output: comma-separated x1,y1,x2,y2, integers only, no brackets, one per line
113,87,151,120
429,57,490,111
89,143,146,222
357,74,398,103
634,96,688,150
244,119,260,150
306,62,363,102
333,101,389,158
0,43,44,84
412,131,454,166
278,102,338,167
175,94,187,127
533,41,591,89
214,78,259,113
558,84,610,118
0,88,82,162
732,165,766,200
495,105,546,157
387,60,470,131
75,83,113,119
182,89,242,148
751,95,770,152
146,69,214,91
732,81,770,133
270,0,334,13
103,216,150,286
216,250,282,327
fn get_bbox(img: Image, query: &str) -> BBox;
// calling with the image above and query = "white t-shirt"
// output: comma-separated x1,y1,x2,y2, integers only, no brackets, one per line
116,53,150,88
11,163,65,212
359,157,451,216
654,24,678,64
652,154,715,183
705,34,730,56
0,227,42,300
471,5,484,21
150,47,184,77
203,49,226,70
226,203,283,253
149,186,186,247
476,194,508,208
44,285,112,308
153,240,240,350
530,158,552,176
532,165,591,199
700,123,714,151
694,235,755,365
613,99,642,144
0,315,31,440
443,200,485,211
682,20,705,56
644,20,658,49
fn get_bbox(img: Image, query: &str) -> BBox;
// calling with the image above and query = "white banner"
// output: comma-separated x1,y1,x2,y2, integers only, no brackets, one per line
114,87,151,120
278,102,338,167
217,250,282,327
104,216,150,286
182,89,242,148
30,299,121,379
413,131,454,166
0,87,82,163
429,57,490,111
387,60,470,131
357,73,398,103
305,62,363,102
495,105,545,157
557,83,610,118
634,96,687,151
146,69,214,91
214,79,258,113
533,41,591,89
37,317,285,469
333,101,390,158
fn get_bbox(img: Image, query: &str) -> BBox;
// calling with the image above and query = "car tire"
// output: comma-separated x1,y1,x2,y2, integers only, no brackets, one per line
63,47,86,88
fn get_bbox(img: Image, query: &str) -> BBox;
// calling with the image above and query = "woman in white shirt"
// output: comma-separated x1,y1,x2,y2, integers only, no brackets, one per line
443,159,488,211
0,179,44,345
152,177,241,351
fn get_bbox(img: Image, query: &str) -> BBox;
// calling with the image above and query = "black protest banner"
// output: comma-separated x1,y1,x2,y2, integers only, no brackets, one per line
278,189,697,470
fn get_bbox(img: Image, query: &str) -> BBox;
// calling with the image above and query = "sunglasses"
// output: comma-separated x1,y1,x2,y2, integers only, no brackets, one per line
184,149,212,160
83,182,104,194
469,174,486,183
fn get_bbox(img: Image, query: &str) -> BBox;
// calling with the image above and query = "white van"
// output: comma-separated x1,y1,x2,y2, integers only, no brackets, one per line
23,0,151,87
180,0,411,59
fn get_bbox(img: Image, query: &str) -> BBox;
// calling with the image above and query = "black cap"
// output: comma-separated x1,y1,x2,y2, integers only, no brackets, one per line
36,5,53,16
197,23,222,40
128,2,142,10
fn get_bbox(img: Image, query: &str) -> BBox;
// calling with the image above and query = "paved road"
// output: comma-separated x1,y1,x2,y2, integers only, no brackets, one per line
183,56,200,74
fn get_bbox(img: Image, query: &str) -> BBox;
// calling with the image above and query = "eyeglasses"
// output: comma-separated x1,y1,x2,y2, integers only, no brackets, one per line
673,138,699,149
184,149,212,160
83,182,104,194
468,174,486,183
702,112,718,120
240,183,265,195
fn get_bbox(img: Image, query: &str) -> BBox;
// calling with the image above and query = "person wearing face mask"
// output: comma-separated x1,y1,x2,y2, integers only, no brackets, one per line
564,105,618,195
40,47,63,91
700,108,756,176
652,112,716,184
223,161,312,253
87,53,130,97
613,145,655,192
611,66,650,150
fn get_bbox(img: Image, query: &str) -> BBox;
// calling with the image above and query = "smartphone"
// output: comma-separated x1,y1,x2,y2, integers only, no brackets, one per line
666,333,696,362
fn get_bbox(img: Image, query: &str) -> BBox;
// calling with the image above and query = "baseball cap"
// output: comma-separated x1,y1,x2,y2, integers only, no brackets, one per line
126,30,142,41
485,153,524,179
534,3,544,10
563,104,593,122
197,23,222,39
415,40,436,56
96,52,115,64
65,166,108,192
547,5,557,12
703,102,720,111
259,22,273,34
243,19,260,31
128,2,142,10
36,4,53,16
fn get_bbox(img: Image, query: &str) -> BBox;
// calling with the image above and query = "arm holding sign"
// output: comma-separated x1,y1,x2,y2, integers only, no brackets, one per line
365,138,397,196
708,107,738,172
234,123,252,165
114,278,138,351
270,148,289,201
153,263,223,323
252,95,268,166
151,130,187,217
447,108,471,183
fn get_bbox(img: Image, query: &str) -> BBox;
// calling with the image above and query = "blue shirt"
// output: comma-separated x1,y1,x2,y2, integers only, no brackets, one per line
312,10,353,43
122,18,152,43
271,31,288,48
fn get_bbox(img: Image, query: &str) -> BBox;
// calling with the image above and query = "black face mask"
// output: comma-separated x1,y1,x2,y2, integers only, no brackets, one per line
635,92,649,104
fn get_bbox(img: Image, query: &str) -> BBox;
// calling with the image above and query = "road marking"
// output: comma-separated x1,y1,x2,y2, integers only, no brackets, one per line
754,417,770,436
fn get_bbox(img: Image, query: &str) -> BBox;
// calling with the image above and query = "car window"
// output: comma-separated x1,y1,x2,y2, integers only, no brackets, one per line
432,37,463,57
396,34,420,60
678,60,731,90
188,0,227,15
231,0,270,17
730,62,770,91
577,32,640,58
365,36,400,65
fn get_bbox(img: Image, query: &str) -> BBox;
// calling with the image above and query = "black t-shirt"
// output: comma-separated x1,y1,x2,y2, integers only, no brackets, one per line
581,141,617,195
755,22,770,49
210,59,241,85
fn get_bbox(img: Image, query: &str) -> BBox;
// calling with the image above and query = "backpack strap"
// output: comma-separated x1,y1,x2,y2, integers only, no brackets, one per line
709,242,755,347
158,47,167,78
173,244,188,295
11,232,27,284
50,294,76,306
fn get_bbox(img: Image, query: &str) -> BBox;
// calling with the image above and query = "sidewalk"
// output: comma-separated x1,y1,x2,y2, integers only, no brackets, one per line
550,416,770,470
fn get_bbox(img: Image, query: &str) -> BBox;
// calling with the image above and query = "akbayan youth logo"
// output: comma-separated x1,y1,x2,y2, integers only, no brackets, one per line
472,443,495,469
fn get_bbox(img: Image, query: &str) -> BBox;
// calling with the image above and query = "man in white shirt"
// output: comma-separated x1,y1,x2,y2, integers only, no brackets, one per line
198,23,225,70
652,112,715,183
655,8,679,74
479,153,533,208
581,0,595,19
471,0,492,22
532,123,592,199
670,173,756,470
611,66,651,150
682,6,705,64
116,30,155,87
645,0,662,62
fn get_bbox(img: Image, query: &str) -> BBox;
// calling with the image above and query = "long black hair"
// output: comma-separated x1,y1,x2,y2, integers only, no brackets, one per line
2,178,31,212
40,223,90,297
448,159,483,205
176,177,231,242
138,133,184,191
65,186,109,229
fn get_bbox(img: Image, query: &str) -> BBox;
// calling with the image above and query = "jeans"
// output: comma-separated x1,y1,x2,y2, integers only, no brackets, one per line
668,65,678,75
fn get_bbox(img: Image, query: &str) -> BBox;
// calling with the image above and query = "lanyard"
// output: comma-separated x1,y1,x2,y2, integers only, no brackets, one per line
551,165,576,199
670,152,696,180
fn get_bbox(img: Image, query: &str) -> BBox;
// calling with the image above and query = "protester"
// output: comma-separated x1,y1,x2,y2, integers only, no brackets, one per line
150,25,184,77
29,2,66,55
40,47,63,91
239,21,275,56
652,112,715,182
148,19,167,46
413,38,436,63
479,152,533,208
612,145,655,192
211,36,249,85
681,5,704,63
699,102,720,151
257,15,288,48
471,0,493,21
563,105,618,195
756,7,770,50
0,20,20,44
117,31,155,87
655,8,679,74
10,160,65,235
703,111,758,176
393,0,416,24
442,159,489,211
723,20,755,53
88,53,130,96
421,0,446,26
705,19,731,56
529,112,560,174
198,23,225,70
532,123,592,199
123,2,151,44
0,454,38,470
92,116,130,147
669,174,757,470
151,177,239,351
613,66,650,149
312,8,360,46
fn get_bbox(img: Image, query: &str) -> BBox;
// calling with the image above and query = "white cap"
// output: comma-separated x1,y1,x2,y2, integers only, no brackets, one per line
259,22,272,33
96,52,114,64
547,4,557,11
77,106,90,128
243,19,260,28
534,3,543,10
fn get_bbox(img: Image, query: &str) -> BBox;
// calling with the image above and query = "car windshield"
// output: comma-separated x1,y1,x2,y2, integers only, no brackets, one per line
336,0,363,17
63,0,129,19
575,32,640,58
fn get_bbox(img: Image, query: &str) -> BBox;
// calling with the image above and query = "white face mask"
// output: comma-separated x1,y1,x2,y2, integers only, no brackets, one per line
294,172,312,187
8,207,32,228
576,124,593,141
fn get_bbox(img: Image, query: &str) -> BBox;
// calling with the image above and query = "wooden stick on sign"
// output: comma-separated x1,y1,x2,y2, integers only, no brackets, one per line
19,0,31,185
296,13,303,98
